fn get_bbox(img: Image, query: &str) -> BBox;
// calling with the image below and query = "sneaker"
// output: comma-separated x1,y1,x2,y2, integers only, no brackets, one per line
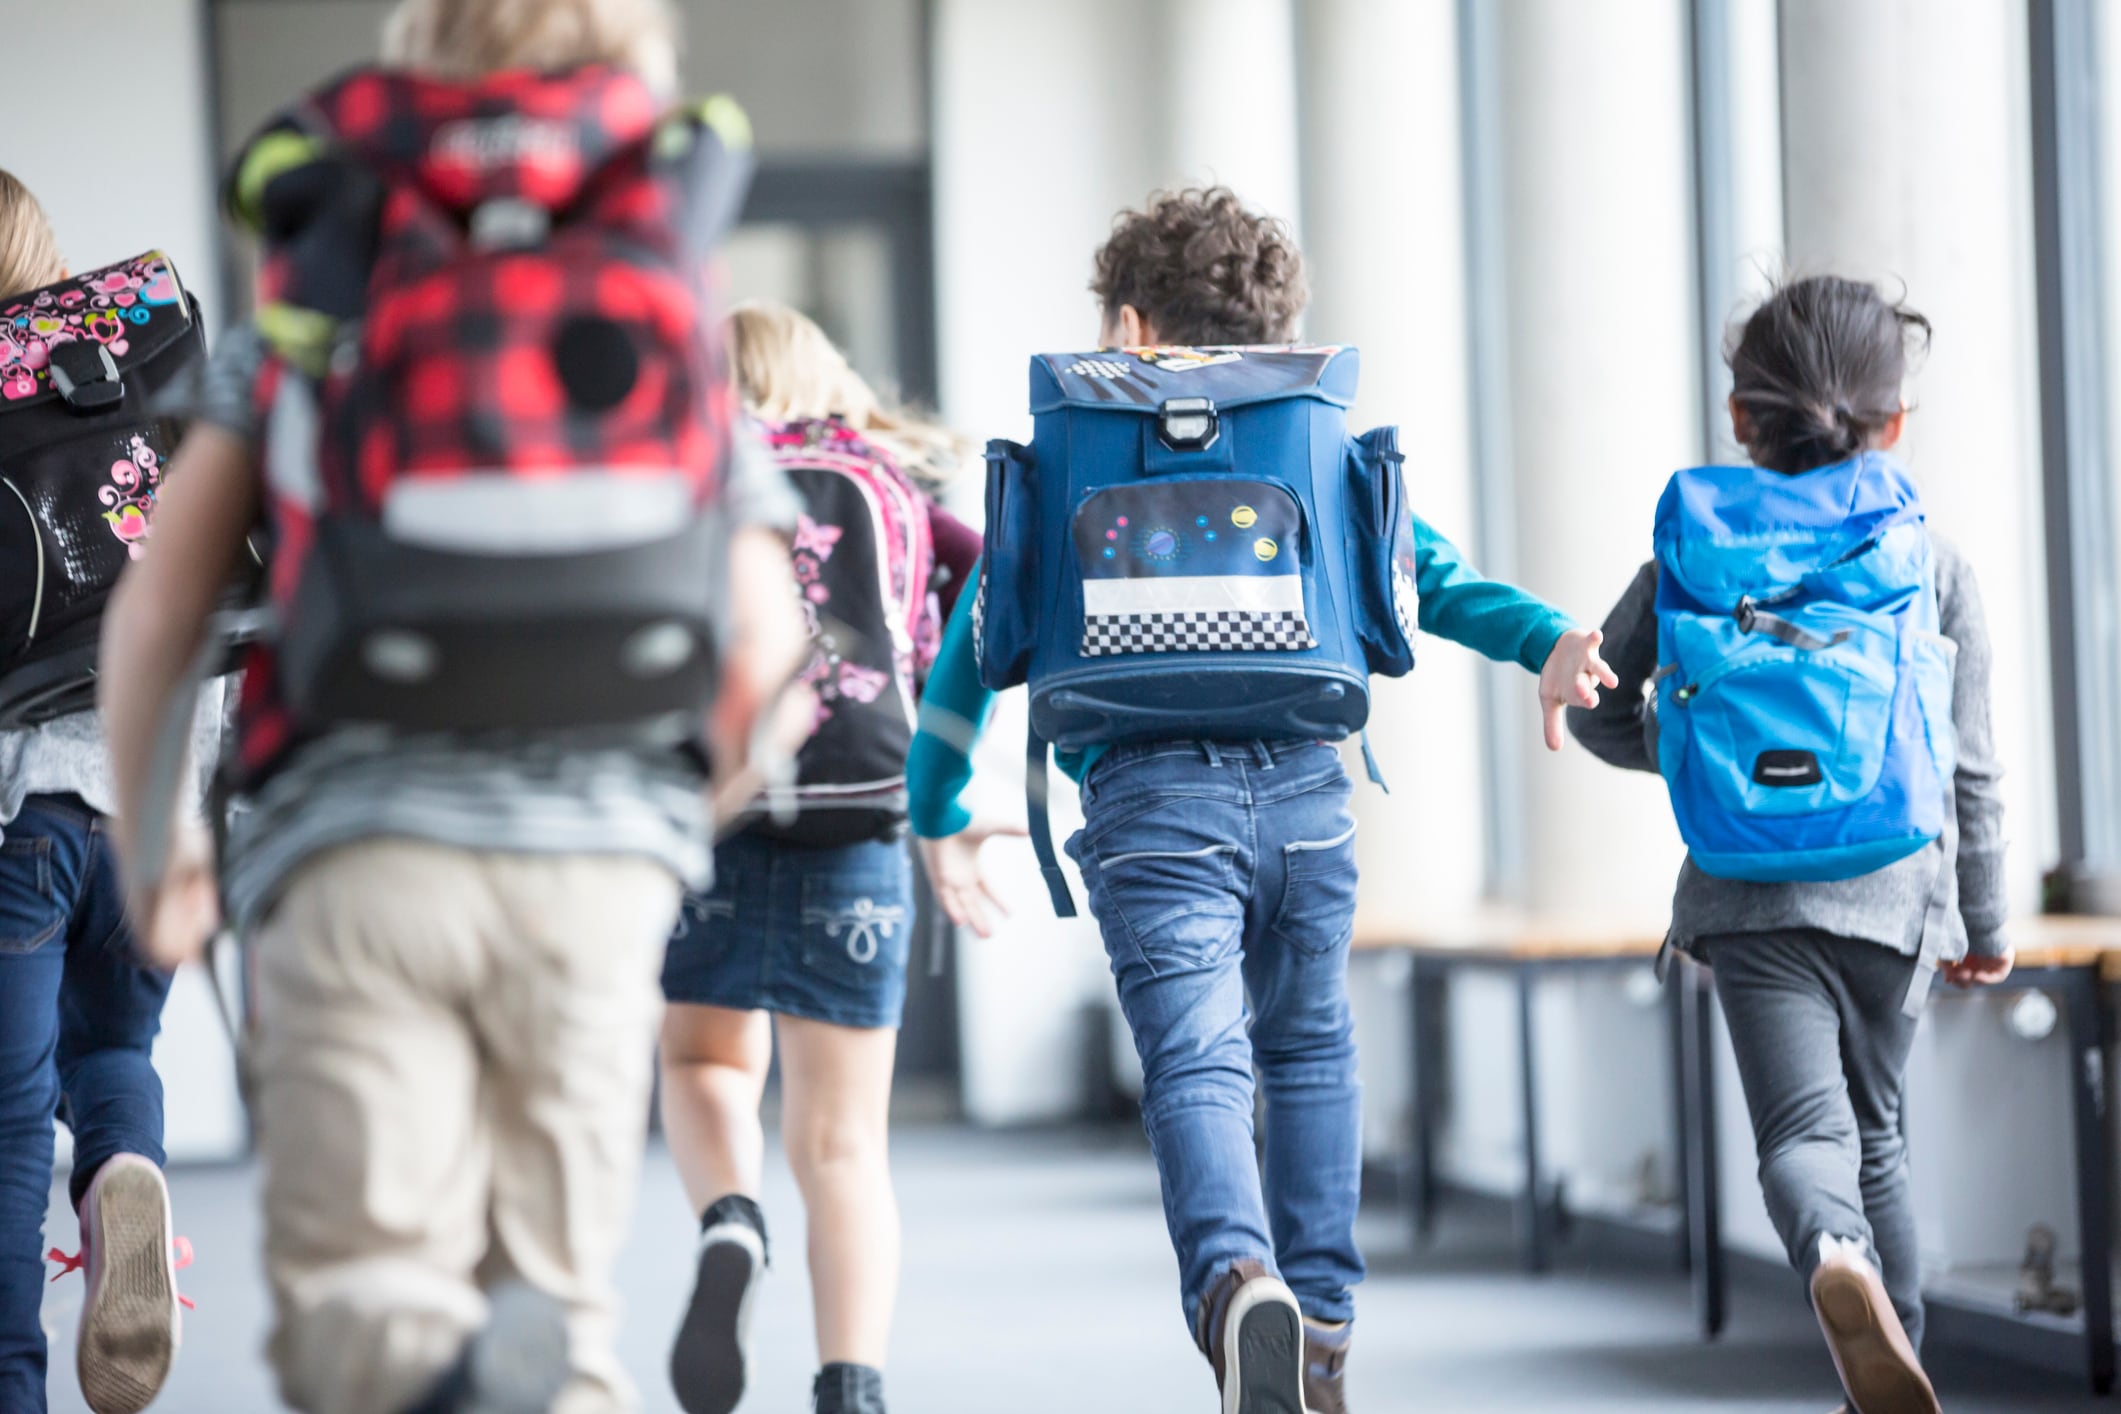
670,1194,770,1414
403,1281,572,1414
1302,1318,1351,1414
1197,1261,1305,1414
75,1154,181,1414
1809,1239,1939,1414
812,1361,886,1414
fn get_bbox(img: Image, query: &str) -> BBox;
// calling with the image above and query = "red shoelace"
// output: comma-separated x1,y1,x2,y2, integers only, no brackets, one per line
46,1236,196,1310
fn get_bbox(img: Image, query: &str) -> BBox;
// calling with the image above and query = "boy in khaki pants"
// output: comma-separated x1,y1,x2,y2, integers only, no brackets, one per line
96,2,806,1410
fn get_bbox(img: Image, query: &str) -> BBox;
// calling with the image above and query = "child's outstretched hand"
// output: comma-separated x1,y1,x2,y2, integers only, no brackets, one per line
1942,949,2015,987
916,815,1028,939
1538,627,1620,752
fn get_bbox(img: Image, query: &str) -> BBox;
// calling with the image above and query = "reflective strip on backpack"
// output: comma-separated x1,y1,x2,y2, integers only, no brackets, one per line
381,472,697,552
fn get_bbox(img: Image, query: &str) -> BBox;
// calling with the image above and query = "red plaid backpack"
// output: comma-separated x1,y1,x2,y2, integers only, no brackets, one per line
228,65,751,778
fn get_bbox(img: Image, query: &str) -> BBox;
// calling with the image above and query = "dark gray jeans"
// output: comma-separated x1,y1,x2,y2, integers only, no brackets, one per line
1703,928,1925,1349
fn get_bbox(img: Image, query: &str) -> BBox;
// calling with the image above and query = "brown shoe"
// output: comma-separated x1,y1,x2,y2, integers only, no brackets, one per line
1302,1319,1350,1414
1810,1243,1939,1414
1196,1261,1305,1414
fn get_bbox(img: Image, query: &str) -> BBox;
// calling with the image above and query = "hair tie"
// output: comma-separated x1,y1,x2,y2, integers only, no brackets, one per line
1833,400,1855,422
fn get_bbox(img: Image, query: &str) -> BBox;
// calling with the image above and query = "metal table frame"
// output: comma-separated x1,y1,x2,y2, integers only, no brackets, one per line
1401,949,1725,1341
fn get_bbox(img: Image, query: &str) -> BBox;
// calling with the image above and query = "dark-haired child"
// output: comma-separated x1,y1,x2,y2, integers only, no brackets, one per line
1571,275,2011,1414
910,186,1616,1414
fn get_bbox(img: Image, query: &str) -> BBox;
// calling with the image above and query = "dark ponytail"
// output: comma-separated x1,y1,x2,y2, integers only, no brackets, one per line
1726,276,1930,475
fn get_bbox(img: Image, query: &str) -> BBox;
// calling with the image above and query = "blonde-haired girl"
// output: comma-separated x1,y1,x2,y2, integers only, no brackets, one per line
0,167,193,1414
658,301,982,1414
383,0,680,96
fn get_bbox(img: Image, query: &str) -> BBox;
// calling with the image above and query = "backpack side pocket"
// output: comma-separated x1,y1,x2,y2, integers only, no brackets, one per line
975,438,1036,690
1345,426,1417,678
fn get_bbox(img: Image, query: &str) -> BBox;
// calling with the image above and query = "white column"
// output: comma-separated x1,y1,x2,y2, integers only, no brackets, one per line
1780,0,2058,1276
1780,0,2055,917
1163,0,1303,229
931,0,1173,1125
1300,0,1485,929
1495,0,1697,919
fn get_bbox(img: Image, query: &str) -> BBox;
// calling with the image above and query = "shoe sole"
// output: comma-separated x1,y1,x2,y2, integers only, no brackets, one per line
77,1162,177,1414
1812,1265,1939,1414
1223,1279,1305,1414
470,1282,575,1414
670,1224,764,1414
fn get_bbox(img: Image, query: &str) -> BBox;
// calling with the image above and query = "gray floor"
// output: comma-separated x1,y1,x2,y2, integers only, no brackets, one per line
34,1124,2112,1413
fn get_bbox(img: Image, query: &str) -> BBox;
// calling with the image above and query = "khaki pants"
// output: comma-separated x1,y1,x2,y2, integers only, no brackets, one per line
250,840,680,1414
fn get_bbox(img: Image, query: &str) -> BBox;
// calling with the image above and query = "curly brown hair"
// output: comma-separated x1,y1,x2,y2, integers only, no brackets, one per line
1090,187,1308,346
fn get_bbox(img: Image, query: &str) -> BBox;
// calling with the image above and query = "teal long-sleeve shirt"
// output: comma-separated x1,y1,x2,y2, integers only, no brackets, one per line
906,516,1574,839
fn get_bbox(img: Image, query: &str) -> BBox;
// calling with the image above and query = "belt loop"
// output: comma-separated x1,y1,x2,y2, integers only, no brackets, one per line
1253,741,1275,769
1202,741,1223,767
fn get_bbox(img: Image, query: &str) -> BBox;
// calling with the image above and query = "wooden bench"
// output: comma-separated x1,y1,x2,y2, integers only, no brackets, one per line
1357,912,2121,1393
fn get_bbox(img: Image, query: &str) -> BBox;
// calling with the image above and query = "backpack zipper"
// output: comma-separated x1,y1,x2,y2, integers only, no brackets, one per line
2,476,44,650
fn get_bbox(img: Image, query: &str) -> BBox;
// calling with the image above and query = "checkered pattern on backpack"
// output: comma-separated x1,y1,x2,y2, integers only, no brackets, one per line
1081,609,1316,656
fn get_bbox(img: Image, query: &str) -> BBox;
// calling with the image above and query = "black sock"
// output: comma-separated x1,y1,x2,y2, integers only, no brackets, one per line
813,1361,885,1414
699,1193,770,1264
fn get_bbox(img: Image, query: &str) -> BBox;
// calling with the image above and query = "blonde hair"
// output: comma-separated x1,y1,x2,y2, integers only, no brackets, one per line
0,169,64,301
728,300,965,486
382,0,679,97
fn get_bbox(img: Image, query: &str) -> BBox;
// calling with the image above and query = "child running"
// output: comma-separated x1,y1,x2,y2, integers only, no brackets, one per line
909,186,1616,1414
658,301,984,1414
1570,275,2010,1414
95,2,807,1411
0,169,220,1414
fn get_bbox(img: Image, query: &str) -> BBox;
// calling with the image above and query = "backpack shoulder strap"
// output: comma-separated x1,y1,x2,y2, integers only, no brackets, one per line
650,95,755,256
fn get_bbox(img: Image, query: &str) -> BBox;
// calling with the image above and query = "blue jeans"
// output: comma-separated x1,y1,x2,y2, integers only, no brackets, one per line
0,795,172,1413
1068,740,1364,1334
663,831,916,1029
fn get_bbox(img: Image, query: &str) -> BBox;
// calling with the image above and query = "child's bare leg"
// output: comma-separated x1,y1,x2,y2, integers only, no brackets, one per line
775,1015,900,1367
660,1004,773,1212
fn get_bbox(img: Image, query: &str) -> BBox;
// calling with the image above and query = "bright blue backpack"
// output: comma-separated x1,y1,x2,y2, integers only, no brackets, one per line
1652,452,1958,883
975,345,1420,913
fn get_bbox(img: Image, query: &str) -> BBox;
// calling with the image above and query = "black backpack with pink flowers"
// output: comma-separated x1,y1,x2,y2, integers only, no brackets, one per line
0,251,207,725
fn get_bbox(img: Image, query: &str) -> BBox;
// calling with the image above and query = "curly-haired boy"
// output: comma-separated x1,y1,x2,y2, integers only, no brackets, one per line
909,187,1615,1414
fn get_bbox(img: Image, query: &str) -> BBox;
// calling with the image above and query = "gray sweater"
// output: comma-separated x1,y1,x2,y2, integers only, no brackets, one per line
1567,537,2010,960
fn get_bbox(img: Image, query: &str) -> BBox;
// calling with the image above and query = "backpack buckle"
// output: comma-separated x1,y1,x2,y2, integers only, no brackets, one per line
1157,396,1219,452
48,341,122,411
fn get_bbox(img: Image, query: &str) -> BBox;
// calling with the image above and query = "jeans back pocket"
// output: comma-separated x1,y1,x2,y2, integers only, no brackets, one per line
0,835,63,954
1270,817,1359,958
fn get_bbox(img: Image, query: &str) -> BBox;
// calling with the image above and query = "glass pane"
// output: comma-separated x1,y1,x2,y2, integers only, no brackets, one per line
725,222,904,400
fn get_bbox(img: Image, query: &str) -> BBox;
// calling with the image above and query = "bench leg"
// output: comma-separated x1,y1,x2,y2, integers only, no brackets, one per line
2062,968,2116,1395
1680,959,1726,1341
1667,973,1694,1276
1518,966,1552,1274
1405,957,1438,1245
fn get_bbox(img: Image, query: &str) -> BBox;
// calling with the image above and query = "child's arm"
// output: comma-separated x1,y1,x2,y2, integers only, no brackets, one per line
908,563,1024,936
1411,516,1617,750
707,432,810,802
1565,563,1662,772
1933,544,2013,985
101,423,259,966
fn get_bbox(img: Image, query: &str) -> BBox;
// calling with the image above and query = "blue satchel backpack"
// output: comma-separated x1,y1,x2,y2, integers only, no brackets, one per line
975,345,1420,914
1651,452,1958,884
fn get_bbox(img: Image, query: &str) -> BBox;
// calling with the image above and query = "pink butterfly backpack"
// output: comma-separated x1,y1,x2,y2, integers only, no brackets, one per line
753,417,933,846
